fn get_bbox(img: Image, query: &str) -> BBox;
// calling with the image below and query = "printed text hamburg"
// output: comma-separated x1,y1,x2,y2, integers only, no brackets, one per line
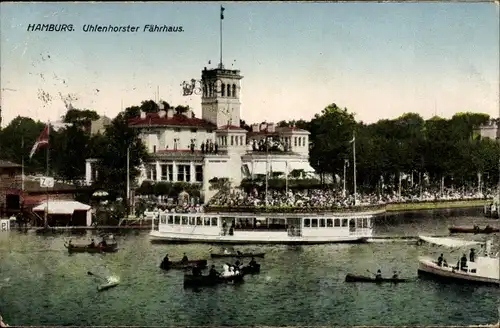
26,24,184,33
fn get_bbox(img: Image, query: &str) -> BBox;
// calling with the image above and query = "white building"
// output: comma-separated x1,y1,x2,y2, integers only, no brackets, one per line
85,65,315,202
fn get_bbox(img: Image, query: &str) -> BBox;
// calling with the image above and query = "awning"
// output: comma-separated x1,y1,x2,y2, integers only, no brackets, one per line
270,161,287,173
250,162,267,175
288,161,315,173
33,200,91,215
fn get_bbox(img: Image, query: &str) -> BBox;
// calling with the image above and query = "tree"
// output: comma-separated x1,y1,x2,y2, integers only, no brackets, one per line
308,104,357,178
92,107,150,203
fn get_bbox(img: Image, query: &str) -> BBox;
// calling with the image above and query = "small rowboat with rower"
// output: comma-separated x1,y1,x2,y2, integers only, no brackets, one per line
345,273,410,283
448,225,499,234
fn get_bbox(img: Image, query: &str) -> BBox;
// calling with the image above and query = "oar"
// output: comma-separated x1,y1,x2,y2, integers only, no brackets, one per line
87,271,106,282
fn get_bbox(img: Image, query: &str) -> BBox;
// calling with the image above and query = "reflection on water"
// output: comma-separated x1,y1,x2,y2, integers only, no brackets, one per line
0,213,498,326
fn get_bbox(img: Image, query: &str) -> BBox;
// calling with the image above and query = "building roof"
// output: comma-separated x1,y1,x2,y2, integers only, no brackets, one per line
128,112,216,129
217,125,247,132
33,200,91,214
247,126,310,137
0,160,21,168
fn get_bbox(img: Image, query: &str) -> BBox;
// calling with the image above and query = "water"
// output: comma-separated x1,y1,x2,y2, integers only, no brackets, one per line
1,212,499,326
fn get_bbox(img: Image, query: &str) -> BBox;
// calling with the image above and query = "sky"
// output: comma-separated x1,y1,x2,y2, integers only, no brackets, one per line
1,1,499,127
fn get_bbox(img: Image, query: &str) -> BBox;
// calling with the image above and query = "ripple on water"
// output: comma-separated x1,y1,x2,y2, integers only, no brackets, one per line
0,214,498,325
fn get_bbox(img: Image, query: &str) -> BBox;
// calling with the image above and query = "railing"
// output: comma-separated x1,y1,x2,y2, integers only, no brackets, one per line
205,204,386,214
205,198,490,214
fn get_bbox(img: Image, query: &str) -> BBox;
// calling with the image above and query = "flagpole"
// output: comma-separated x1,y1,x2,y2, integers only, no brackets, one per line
126,145,130,214
265,136,269,206
21,136,25,192
220,6,224,68
353,131,357,206
44,122,50,228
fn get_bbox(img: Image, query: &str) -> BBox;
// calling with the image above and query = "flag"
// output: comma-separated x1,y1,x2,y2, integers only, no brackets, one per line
221,6,225,19
30,124,49,159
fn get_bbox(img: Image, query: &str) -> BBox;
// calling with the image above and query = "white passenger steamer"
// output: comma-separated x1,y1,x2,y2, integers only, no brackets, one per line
150,206,384,244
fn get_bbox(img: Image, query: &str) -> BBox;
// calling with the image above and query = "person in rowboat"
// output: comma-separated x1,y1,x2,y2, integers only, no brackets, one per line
181,253,188,263
248,257,257,268
160,254,170,269
469,248,476,262
437,253,447,266
88,239,96,248
375,270,382,280
392,271,398,279
209,265,219,278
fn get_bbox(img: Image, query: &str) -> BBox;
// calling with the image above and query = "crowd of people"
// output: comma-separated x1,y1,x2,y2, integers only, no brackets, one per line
207,185,496,209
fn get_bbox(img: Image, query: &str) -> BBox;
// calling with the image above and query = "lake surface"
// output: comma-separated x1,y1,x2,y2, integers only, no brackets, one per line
1,211,499,326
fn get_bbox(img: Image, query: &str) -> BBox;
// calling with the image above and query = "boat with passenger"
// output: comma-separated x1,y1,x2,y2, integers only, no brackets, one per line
417,236,499,286
149,204,383,244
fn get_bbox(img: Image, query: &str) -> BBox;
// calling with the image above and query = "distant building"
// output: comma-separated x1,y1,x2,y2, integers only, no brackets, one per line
90,116,111,135
474,119,499,140
84,65,315,201
0,160,84,219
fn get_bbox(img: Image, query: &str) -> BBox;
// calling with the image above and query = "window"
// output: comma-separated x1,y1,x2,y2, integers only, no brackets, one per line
311,219,318,228
221,83,225,97
231,136,234,146
204,217,210,226
168,216,174,224
211,217,218,226
298,138,301,147
174,216,180,225
232,84,236,97
174,128,181,132
195,165,203,182
240,136,243,145
160,215,167,224
189,217,195,225
342,219,348,227
362,218,368,228
147,165,156,181
319,219,325,227
294,137,297,147
177,165,191,182
182,216,188,225
161,164,173,181
173,138,179,150
326,219,333,227
334,219,340,227
153,145,157,153
190,128,198,133
196,217,202,225
304,219,310,228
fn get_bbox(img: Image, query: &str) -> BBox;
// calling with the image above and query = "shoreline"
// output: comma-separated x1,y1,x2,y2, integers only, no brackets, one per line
4,199,491,232
385,199,488,212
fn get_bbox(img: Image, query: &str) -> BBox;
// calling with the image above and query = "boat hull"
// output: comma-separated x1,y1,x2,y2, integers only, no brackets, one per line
210,252,265,258
417,258,499,286
241,264,261,275
160,259,208,270
183,273,244,288
345,273,409,283
66,244,118,253
150,231,368,245
448,226,499,234
97,282,119,291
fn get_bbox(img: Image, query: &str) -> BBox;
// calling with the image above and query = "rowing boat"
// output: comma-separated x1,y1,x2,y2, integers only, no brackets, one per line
65,243,118,253
160,259,207,270
97,279,119,292
210,252,265,259
345,273,410,283
241,264,261,275
183,272,244,288
449,225,499,234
